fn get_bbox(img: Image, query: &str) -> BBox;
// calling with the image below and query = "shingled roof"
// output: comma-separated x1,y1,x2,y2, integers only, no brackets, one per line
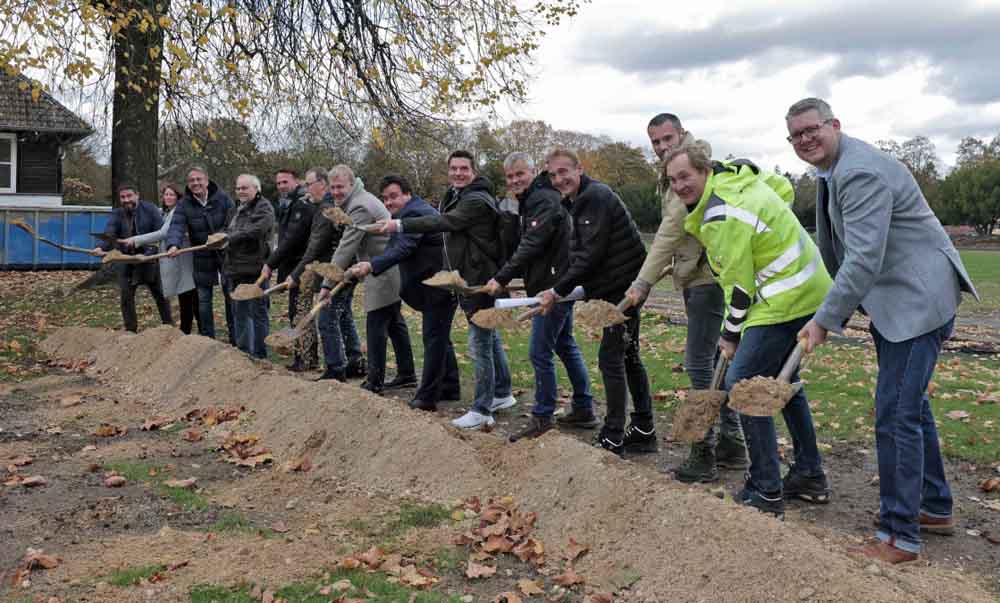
0,70,93,140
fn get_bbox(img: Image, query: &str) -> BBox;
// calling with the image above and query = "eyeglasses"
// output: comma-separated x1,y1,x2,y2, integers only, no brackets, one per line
787,119,832,144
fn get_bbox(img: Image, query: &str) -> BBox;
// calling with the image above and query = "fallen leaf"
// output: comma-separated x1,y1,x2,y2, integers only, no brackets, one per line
163,478,198,490
283,456,312,473
141,416,175,431
517,578,544,596
552,565,584,587
182,429,203,442
271,521,290,533
512,538,545,564
945,410,970,421
59,395,84,408
331,579,353,591
26,553,60,570
465,560,497,579
562,537,588,561
491,593,523,603
93,424,123,438
104,475,126,488
398,564,439,588
10,456,33,467
357,546,384,568
979,477,1000,493
21,475,47,488
262,589,275,603
482,535,515,553
166,560,189,571
585,595,614,603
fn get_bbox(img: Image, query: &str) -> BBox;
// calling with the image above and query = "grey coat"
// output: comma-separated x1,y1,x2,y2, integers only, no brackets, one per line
327,177,401,312
129,208,196,298
814,133,978,343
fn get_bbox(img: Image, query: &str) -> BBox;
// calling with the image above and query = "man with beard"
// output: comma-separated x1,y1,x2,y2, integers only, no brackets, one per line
484,152,595,441
93,183,173,332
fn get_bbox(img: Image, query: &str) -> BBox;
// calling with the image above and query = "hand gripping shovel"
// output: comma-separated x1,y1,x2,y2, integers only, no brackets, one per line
101,233,229,264
265,279,353,352
729,338,807,417
670,355,731,443
10,219,101,255
231,273,291,301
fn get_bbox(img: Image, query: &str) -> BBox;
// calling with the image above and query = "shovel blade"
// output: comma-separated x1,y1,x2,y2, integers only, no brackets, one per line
230,284,265,301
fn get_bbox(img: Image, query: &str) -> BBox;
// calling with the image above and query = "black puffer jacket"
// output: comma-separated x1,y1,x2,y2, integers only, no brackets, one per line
493,172,570,296
224,194,275,279
290,193,345,292
402,176,503,314
552,174,646,302
267,186,315,282
167,181,235,287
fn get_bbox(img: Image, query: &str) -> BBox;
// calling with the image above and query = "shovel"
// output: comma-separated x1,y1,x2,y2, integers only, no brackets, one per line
422,270,524,296
670,355,731,443
573,264,674,329
10,219,101,255
728,339,807,417
266,279,353,351
472,286,585,327
322,206,383,233
231,273,291,301
101,233,229,264
305,261,346,283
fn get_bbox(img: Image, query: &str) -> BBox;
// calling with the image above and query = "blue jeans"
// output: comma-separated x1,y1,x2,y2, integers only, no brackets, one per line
724,315,823,494
468,323,512,415
232,276,269,359
195,284,216,338
872,318,954,554
683,284,743,445
317,285,362,370
529,301,592,417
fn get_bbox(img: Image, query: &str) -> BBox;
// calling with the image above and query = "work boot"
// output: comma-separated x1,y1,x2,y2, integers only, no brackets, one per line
509,416,554,443
674,442,720,483
715,435,750,469
316,366,346,382
737,483,785,519
360,380,384,395
384,374,418,389
622,424,658,453
556,407,600,429
345,356,367,379
782,466,831,504
408,398,437,412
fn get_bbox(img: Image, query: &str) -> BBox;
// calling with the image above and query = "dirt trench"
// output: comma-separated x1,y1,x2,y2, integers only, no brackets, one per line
36,325,996,603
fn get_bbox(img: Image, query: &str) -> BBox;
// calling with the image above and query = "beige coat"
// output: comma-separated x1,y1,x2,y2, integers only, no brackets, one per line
634,132,716,292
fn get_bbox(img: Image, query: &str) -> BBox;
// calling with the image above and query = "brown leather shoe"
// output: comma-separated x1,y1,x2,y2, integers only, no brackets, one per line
849,540,918,564
872,512,955,536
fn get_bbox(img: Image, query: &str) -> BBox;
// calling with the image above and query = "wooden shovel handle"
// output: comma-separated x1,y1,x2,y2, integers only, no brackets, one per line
777,338,809,383
516,306,544,322
263,281,290,296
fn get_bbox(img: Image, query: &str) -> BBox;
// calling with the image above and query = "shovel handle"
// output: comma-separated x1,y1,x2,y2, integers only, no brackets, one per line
516,306,544,322
254,272,268,287
616,297,633,313
263,281,290,296
777,338,809,383
710,355,730,390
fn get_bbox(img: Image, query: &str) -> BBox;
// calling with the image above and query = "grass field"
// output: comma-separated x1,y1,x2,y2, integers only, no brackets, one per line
1,262,998,464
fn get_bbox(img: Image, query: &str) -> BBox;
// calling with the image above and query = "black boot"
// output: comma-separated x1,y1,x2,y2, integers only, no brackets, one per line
556,407,600,429
622,423,658,453
316,366,346,382
509,416,554,443
345,356,367,378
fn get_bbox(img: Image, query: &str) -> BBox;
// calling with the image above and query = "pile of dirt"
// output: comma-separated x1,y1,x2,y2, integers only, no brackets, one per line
575,299,626,328
729,376,797,416
670,389,727,443
39,327,995,602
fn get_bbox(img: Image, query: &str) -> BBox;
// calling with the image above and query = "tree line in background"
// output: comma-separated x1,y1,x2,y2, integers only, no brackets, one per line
62,121,999,235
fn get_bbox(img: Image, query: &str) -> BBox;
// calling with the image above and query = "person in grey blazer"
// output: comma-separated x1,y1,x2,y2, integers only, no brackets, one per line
319,165,415,394
787,98,979,564
123,182,198,334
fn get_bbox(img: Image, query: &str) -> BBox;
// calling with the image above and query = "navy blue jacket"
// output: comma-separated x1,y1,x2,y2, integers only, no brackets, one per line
371,196,446,311
101,199,163,284
167,181,235,287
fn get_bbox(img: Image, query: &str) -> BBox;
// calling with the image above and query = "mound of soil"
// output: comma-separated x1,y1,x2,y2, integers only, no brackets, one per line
729,376,797,416
670,389,727,443
39,327,995,602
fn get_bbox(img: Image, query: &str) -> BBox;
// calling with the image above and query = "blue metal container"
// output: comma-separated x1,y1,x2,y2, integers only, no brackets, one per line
1,206,112,270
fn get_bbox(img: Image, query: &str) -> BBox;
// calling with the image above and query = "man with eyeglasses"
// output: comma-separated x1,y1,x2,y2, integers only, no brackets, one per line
786,97,979,563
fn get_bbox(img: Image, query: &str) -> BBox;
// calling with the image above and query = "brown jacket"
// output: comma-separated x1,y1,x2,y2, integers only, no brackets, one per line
633,132,716,293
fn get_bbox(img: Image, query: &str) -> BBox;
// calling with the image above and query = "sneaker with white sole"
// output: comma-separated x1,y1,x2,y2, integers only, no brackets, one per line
490,395,517,412
451,410,496,429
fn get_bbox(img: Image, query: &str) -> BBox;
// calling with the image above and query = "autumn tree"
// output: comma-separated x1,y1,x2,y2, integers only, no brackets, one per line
0,0,581,204
937,160,1000,235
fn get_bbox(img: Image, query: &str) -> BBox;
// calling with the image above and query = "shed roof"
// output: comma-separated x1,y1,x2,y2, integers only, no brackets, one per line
0,71,93,140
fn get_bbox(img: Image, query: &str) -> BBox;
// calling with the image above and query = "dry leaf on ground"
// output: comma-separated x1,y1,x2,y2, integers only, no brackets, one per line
491,593,523,603
585,595,614,603
552,565,585,587
163,478,197,490
93,424,124,437
104,475,126,488
10,456,33,467
466,560,497,579
21,475,48,488
979,477,1000,493
562,537,589,561
517,578,544,595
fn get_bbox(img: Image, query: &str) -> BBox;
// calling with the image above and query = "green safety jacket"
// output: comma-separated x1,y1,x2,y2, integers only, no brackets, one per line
683,160,832,342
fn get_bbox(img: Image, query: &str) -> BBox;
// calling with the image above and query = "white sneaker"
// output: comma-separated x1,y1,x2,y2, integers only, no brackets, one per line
451,410,496,429
490,395,517,412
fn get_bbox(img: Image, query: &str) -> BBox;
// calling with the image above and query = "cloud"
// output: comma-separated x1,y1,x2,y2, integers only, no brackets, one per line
571,1,1000,105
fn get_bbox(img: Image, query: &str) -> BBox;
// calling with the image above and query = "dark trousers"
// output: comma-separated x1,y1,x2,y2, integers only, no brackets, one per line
366,301,416,387
119,272,172,333
414,294,460,402
598,305,652,439
195,275,234,342
178,289,198,335
872,318,954,554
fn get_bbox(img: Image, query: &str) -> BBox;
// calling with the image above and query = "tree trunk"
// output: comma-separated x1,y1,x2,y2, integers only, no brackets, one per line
109,0,167,207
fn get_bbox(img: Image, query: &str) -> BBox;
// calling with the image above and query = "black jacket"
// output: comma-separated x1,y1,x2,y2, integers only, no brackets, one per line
552,174,646,302
267,186,315,281
102,199,163,285
224,193,275,279
402,176,503,314
493,172,570,296
290,193,345,292
370,196,447,311
167,181,235,287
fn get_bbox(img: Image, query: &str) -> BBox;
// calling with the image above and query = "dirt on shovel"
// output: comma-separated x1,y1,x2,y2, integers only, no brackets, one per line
575,299,627,329
305,261,345,283
470,308,524,330
671,356,730,443
728,377,797,416
100,249,147,264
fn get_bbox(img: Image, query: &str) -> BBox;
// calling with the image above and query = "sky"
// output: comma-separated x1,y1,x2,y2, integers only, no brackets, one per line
501,0,1000,173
